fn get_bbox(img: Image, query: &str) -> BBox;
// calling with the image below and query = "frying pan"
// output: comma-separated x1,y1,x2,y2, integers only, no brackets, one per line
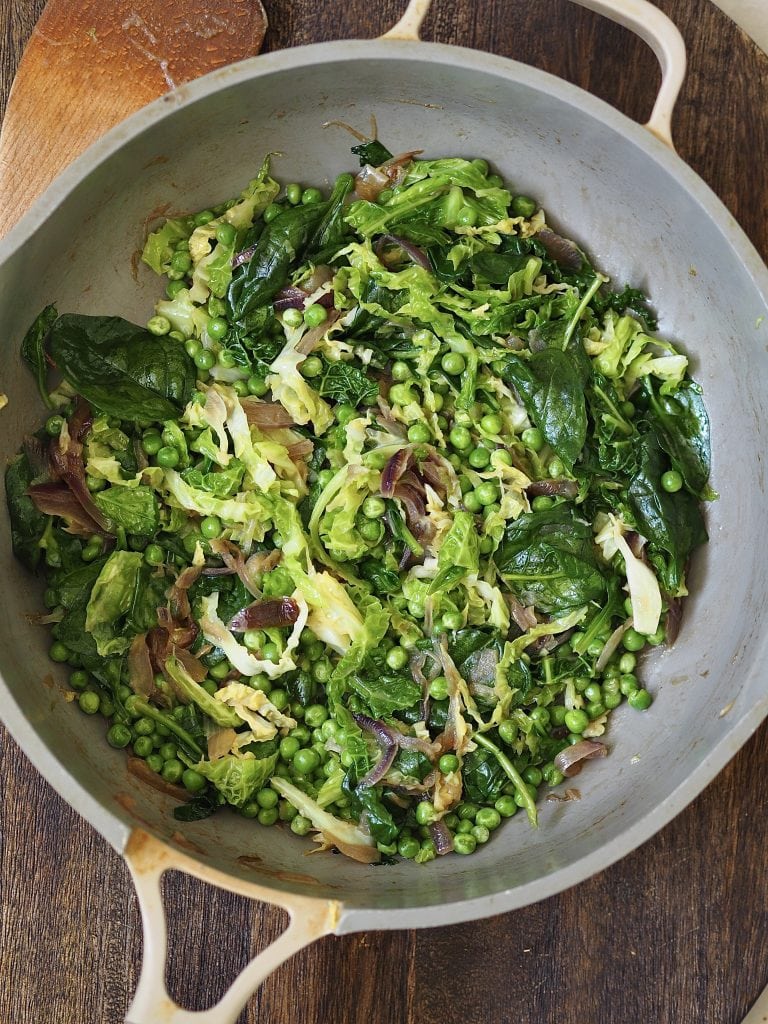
1,1,767,1021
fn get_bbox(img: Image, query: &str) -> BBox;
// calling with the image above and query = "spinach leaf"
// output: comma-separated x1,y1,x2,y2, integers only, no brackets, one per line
20,304,58,408
316,359,379,407
357,559,401,595
628,434,708,594
287,671,316,707
308,173,355,260
496,508,605,613
4,453,47,570
342,774,399,846
462,747,508,804
448,628,500,668
173,789,222,822
93,485,159,536
84,550,164,656
470,251,530,284
502,348,587,470
50,557,108,610
228,202,328,319
646,381,712,497
49,315,195,421
52,604,100,661
391,747,432,782
587,372,637,474
349,649,421,717
351,140,393,166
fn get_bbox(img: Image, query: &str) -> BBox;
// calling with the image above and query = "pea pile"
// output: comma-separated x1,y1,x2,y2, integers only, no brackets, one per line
7,144,711,863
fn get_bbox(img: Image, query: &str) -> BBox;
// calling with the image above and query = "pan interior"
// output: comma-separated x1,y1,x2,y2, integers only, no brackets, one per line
1,46,766,925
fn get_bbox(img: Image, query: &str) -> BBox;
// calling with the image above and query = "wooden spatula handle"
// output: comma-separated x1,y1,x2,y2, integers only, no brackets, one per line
0,0,267,232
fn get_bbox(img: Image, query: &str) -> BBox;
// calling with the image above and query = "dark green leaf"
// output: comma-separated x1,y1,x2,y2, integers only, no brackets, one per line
391,747,432,782
502,348,587,470
349,648,421,717
646,381,712,497
462,747,507,803
308,173,355,258
49,315,195,421
4,453,47,571
427,564,465,595
342,774,399,846
357,559,401,595
173,789,222,822
287,671,317,707
628,434,708,593
228,202,328,319
470,251,530,284
496,508,606,613
20,304,58,408
351,140,393,167
50,557,108,610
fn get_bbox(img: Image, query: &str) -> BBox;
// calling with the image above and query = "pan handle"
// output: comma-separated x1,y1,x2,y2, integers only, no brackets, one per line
381,0,686,151
123,830,340,1024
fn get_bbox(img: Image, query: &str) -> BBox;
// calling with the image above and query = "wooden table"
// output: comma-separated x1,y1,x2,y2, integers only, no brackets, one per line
1,1,767,1021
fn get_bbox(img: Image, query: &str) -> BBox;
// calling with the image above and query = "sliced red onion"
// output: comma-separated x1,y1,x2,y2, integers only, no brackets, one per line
172,645,208,683
232,242,259,269
201,565,236,577
27,482,108,536
209,538,261,598
506,593,538,633
48,418,112,533
665,598,682,646
240,397,295,429
274,286,334,312
359,743,398,788
355,164,391,201
554,739,607,778
228,597,300,632
246,549,282,574
380,447,411,498
167,564,203,622
429,819,455,856
375,234,430,271
296,309,341,355
536,227,583,270
68,397,93,443
527,479,579,498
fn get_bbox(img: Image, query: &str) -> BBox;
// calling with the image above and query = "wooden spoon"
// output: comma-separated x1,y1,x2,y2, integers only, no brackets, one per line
0,0,268,235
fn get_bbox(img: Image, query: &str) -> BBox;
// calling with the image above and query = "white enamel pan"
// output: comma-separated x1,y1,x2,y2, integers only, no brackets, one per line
1,1,767,1020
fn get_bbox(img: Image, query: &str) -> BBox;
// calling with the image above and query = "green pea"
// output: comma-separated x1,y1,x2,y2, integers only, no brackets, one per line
646,624,666,646
511,194,537,217
241,801,260,819
456,205,478,227
407,599,425,619
407,423,431,444
628,688,653,710
304,704,328,728
86,474,107,493
45,414,64,436
134,717,155,737
106,723,132,749
584,682,603,703
468,446,491,470
391,360,412,381
548,456,565,478
429,675,449,700
303,303,327,328
453,833,477,855
162,759,184,784
622,628,646,652
415,801,437,825
317,469,336,489
301,186,323,205
144,543,164,566
263,203,282,223
479,536,494,555
441,352,466,376
398,836,420,860
439,754,459,774
170,250,192,274
472,483,497,510
619,652,637,674
194,209,215,226
257,807,278,826
476,807,501,831
564,709,589,733
463,491,482,513
514,784,538,808
312,659,331,683
99,698,115,718
293,748,320,775
247,376,269,396
194,349,215,370
480,413,503,435
215,221,237,246
200,515,222,540
506,429,539,480
495,795,518,818
159,742,178,761
147,315,171,336
661,470,683,493
201,679,218,696
300,355,323,379
142,432,163,455
498,719,517,746
441,610,463,632
50,641,70,663
361,495,386,520
144,753,162,773
531,495,555,512
253,787,278,810
282,307,303,328
523,766,543,787
280,736,300,762
587,700,606,719
78,691,100,715
133,736,154,758
542,763,565,786
261,642,280,663
455,819,474,835
207,317,228,342
335,404,357,426
69,670,89,691
270,688,289,711
166,279,186,299
81,541,103,563
291,814,312,836
156,446,180,468
604,692,622,710
449,425,472,451
472,824,491,844
530,706,550,727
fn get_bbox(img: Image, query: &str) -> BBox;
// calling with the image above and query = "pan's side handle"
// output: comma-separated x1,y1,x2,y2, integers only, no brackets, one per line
380,0,686,151
123,830,339,1024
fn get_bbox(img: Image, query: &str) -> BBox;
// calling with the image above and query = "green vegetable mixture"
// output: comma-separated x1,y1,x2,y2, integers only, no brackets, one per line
6,139,713,864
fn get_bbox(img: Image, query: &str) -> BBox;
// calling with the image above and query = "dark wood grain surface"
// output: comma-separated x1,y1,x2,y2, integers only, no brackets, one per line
1,2,767,1022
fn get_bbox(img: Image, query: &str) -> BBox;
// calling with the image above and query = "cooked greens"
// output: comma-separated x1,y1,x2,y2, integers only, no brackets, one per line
6,144,712,864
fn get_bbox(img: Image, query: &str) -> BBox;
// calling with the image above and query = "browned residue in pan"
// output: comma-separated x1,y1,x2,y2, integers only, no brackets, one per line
171,830,207,856
237,855,330,889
